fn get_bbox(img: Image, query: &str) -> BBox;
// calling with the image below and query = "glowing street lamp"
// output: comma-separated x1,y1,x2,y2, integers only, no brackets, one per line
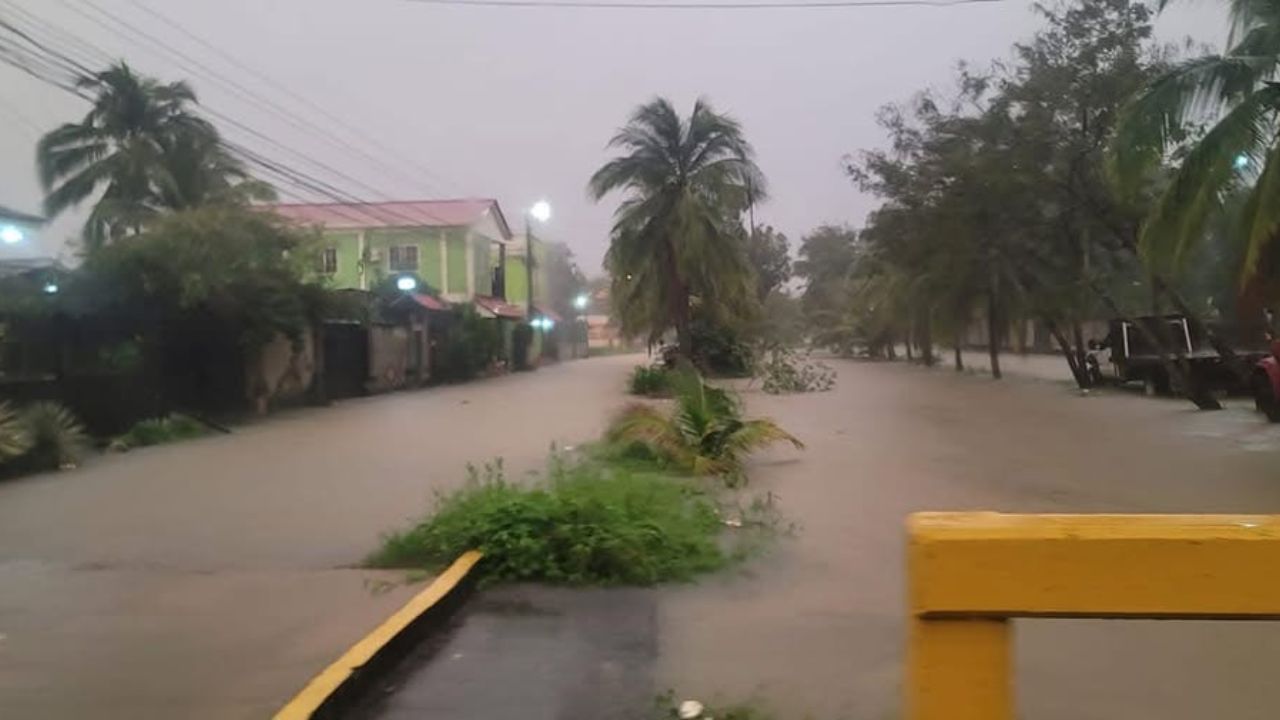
574,293,589,311
396,275,418,291
0,224,24,244
525,200,552,325
529,200,552,223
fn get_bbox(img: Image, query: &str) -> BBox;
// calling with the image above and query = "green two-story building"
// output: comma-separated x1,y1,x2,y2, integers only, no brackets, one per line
272,198,516,302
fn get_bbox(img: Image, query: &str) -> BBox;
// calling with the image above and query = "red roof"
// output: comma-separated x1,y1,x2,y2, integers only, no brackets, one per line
268,198,510,235
473,295,526,320
534,305,563,323
409,293,448,311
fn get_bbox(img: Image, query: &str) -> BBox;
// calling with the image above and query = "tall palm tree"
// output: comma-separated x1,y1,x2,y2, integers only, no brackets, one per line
589,97,765,357
1111,0,1280,280
37,62,251,250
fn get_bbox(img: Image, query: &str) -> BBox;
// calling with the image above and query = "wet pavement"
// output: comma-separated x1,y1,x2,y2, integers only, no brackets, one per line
0,355,642,719
350,586,657,720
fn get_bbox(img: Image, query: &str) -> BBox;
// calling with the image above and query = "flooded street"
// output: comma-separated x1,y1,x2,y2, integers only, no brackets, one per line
0,356,637,719
658,358,1280,719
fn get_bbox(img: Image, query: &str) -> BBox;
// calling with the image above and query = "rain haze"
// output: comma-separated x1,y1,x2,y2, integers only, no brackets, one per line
1,0,1224,270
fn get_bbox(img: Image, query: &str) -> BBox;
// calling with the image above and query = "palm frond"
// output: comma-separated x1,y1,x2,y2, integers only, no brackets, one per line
1139,83,1280,271
0,402,33,463
1110,55,1270,194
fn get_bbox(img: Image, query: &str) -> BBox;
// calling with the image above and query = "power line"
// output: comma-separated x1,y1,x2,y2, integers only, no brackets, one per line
121,0,464,197
53,0,455,228
400,0,1001,8
0,14,429,230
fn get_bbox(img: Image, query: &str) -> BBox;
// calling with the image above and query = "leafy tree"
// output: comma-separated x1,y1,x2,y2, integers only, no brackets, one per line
589,97,764,357
37,62,263,250
795,225,859,331
747,225,792,301
542,241,587,320
84,204,320,349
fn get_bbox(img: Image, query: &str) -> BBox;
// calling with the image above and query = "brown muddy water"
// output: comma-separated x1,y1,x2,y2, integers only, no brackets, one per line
657,358,1280,720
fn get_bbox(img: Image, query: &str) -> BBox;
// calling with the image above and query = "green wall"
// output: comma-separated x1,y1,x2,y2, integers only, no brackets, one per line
319,231,362,288
446,230,467,295
366,228,445,292
506,256,528,306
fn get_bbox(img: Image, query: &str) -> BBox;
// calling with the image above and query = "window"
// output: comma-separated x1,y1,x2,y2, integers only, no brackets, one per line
389,245,419,271
319,247,338,274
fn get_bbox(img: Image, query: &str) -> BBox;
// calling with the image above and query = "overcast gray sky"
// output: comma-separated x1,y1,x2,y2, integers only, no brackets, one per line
0,0,1226,272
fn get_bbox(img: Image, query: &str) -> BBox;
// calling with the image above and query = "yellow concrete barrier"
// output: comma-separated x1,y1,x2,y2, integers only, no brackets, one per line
906,512,1280,720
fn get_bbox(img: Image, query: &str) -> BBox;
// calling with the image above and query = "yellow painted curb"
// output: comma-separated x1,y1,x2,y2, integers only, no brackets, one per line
273,550,484,720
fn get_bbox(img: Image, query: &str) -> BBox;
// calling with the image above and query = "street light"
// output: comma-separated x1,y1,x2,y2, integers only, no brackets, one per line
396,275,417,291
0,224,24,244
574,293,589,311
526,200,552,328
529,200,552,223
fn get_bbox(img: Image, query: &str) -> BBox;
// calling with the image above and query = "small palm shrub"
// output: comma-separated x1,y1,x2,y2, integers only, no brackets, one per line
367,458,729,585
0,401,33,464
609,371,803,487
759,347,835,394
629,364,674,396
110,414,207,451
17,402,89,471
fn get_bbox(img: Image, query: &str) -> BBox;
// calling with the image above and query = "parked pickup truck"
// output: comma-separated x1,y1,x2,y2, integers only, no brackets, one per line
1089,315,1264,396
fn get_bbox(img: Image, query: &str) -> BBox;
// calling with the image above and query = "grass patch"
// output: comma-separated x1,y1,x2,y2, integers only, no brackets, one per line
109,414,208,452
367,453,785,585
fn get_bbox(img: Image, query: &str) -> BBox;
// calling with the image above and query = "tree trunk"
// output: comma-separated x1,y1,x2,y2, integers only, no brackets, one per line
953,342,964,372
905,330,914,362
1046,317,1090,389
919,309,935,366
886,333,897,361
672,284,692,361
1071,320,1088,377
987,289,1002,380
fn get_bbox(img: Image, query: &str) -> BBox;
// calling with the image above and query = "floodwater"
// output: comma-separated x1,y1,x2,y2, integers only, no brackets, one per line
657,357,1280,719
0,355,639,719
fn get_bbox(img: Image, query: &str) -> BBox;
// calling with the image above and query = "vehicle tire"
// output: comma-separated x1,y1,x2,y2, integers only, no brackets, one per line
1253,372,1280,422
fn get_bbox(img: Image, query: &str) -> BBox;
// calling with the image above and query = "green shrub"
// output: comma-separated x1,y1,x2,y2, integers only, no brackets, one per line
629,364,674,396
609,370,803,487
368,457,731,585
16,402,88,471
690,315,754,377
110,414,208,452
440,305,501,381
759,347,836,394
0,401,33,464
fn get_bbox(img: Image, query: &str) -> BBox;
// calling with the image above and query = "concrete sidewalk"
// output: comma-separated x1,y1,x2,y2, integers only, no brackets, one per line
0,355,640,719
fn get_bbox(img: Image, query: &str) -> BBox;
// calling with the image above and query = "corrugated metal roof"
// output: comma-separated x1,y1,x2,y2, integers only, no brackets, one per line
268,199,510,236
473,295,526,320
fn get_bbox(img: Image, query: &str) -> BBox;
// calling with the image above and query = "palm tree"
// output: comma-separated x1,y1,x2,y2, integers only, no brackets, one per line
1110,0,1280,280
609,370,802,487
589,97,765,357
37,62,251,250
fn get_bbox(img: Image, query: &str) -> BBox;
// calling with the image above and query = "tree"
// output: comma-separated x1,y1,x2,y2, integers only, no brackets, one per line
542,241,587,320
37,62,260,250
795,225,859,330
85,204,320,350
747,225,792,301
589,97,765,357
